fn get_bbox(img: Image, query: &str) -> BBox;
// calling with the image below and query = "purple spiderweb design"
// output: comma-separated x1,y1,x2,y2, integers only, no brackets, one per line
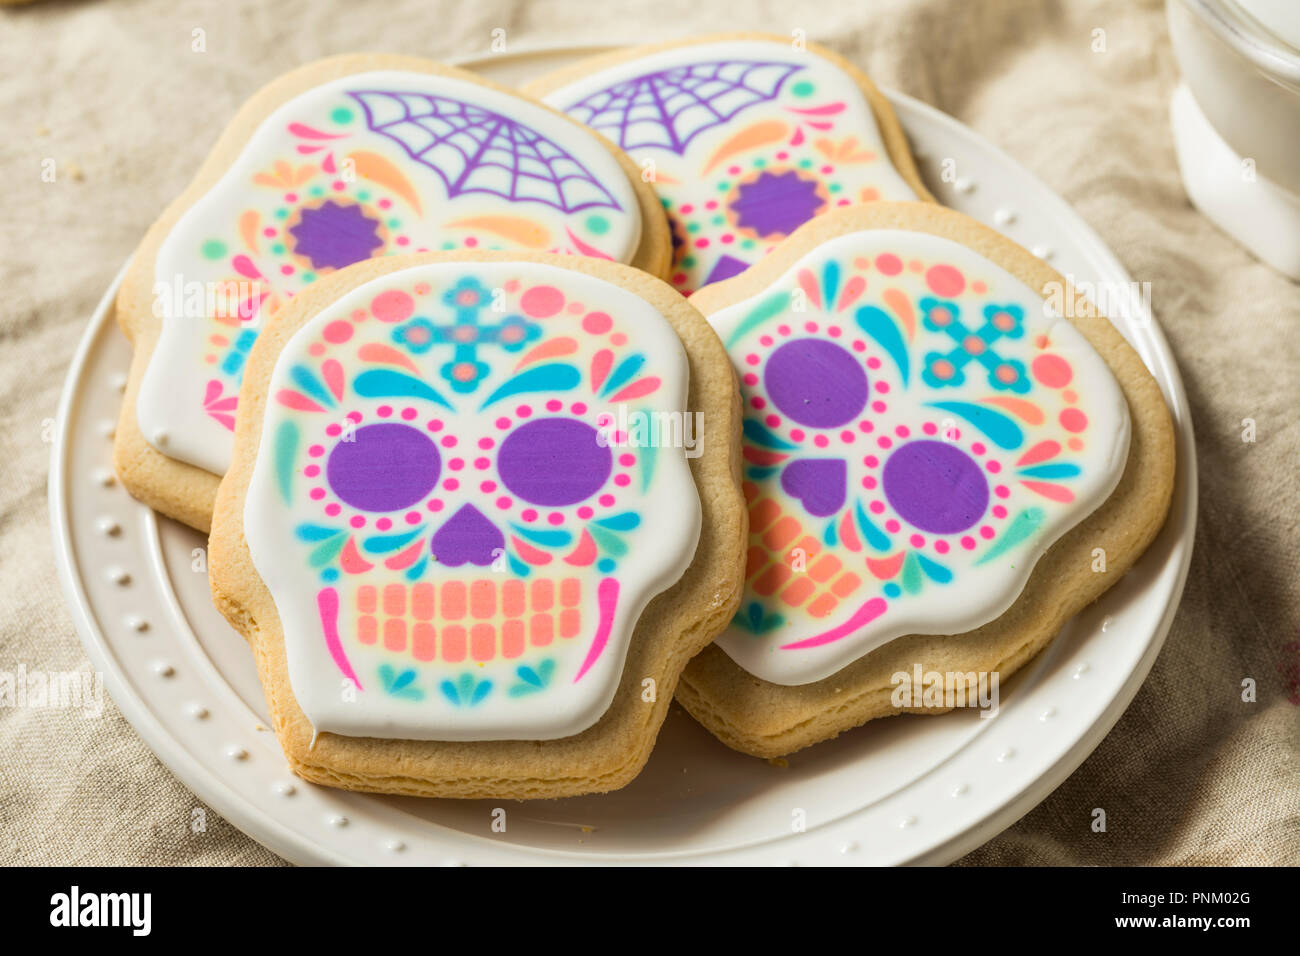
348,90,622,213
561,60,803,156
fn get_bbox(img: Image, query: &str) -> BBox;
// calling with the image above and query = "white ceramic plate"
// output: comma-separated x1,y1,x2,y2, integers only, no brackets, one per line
49,46,1196,866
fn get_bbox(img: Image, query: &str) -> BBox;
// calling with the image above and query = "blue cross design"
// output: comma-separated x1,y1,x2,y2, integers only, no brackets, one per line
392,278,540,393
919,299,1029,393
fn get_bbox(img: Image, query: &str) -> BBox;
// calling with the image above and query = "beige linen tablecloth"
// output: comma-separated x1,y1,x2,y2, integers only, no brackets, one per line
1,0,1296,866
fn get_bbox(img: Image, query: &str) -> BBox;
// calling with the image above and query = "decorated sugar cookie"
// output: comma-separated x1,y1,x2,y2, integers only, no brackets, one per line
114,54,670,532
209,252,746,797
674,203,1175,757
710,227,1131,684
526,33,930,296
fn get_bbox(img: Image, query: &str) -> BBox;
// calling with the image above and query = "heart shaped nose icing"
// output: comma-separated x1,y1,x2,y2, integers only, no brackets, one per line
242,260,702,741
431,504,505,568
780,459,847,517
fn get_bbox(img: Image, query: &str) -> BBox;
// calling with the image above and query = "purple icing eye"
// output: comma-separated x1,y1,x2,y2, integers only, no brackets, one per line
326,423,440,512
882,440,989,535
497,418,612,507
764,338,869,429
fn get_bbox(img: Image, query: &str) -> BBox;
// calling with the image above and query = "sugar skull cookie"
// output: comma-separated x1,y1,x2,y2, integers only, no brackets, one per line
675,203,1175,757
526,32,932,296
114,54,671,532
208,251,745,798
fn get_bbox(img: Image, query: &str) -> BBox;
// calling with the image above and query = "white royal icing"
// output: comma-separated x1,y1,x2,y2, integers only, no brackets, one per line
139,70,643,477
542,40,919,294
243,260,700,740
706,230,1130,685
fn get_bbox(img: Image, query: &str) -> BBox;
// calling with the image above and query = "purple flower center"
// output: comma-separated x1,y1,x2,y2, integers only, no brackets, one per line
730,169,826,238
288,200,384,271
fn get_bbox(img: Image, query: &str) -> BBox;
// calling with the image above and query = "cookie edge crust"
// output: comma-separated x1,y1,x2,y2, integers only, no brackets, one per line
675,201,1176,758
520,31,936,204
208,249,747,798
114,52,673,532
